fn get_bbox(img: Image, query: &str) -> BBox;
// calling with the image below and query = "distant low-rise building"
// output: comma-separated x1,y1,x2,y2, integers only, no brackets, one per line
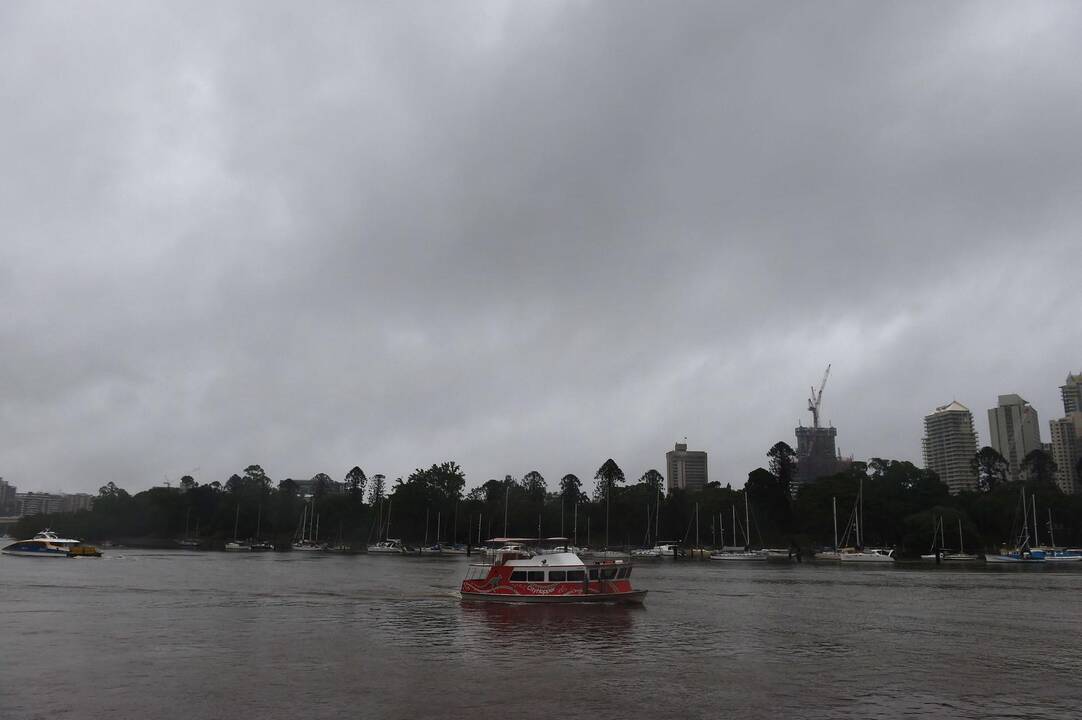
15,492,65,517
11,491,95,517
666,443,708,493
61,493,94,513
923,401,979,494
288,476,346,498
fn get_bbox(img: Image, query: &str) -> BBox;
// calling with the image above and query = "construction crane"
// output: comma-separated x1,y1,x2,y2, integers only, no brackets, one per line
807,364,831,429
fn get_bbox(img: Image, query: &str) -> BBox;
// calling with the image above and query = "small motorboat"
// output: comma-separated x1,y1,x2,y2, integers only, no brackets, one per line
460,546,646,604
249,539,275,552
838,547,895,563
2,529,102,558
368,539,408,554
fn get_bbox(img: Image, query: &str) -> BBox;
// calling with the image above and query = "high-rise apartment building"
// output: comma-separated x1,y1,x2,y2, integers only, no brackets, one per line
1050,371,1082,494
923,401,979,494
1050,415,1081,494
665,442,708,493
987,394,1042,483
1062,372,1082,414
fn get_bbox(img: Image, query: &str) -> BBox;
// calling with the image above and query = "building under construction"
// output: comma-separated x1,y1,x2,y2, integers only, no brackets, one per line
793,365,850,492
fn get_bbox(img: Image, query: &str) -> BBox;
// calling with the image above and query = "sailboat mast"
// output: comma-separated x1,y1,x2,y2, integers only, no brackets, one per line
386,498,392,540
732,506,737,547
655,487,661,545
858,477,864,548
1031,495,1039,547
958,517,965,554
744,494,751,548
1021,488,1028,545
645,504,650,547
424,508,430,546
832,497,838,550
233,505,240,541
695,502,699,549
574,503,578,546
1048,508,1056,547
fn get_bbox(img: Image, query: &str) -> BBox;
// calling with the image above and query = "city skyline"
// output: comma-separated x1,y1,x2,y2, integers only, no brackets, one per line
3,3,1081,495
5,367,1076,496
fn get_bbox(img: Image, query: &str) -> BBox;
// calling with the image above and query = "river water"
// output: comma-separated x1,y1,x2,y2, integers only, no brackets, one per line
1,550,1080,719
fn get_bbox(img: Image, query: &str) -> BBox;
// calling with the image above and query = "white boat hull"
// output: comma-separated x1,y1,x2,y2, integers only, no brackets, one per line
838,553,895,563
710,552,767,561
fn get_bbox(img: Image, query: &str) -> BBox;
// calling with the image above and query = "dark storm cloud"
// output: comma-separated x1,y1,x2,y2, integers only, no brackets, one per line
2,1,1080,494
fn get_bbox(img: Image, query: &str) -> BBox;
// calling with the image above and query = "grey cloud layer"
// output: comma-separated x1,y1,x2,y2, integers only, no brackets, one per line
2,1,1079,493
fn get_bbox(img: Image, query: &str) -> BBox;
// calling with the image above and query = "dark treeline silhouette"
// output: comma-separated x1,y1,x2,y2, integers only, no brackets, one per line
12,445,1082,555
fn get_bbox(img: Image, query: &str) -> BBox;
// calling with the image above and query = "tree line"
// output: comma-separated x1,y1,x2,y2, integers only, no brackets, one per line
11,443,1082,556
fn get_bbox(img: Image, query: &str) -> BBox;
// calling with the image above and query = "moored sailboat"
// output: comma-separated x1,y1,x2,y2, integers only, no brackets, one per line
710,498,767,561
224,506,251,552
985,489,1045,564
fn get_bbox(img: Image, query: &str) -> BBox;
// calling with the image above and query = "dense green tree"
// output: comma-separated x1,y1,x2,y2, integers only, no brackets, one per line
559,474,583,505
243,464,271,492
767,442,797,497
595,459,625,548
639,469,664,495
521,471,546,503
973,447,1008,492
1021,449,1057,485
310,473,333,499
345,466,367,501
368,474,386,504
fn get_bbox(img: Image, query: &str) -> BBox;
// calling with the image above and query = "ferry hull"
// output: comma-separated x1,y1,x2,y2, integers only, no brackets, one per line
461,590,647,605
2,548,71,558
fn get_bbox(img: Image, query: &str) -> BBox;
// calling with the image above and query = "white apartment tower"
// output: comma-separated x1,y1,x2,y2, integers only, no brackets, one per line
923,401,979,494
987,394,1042,483
1050,372,1082,494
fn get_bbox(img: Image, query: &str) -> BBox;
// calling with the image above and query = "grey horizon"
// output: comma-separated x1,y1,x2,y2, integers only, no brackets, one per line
1,1,1079,495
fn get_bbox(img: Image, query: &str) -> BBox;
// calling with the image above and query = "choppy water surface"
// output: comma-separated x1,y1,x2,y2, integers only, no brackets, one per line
2,551,1080,719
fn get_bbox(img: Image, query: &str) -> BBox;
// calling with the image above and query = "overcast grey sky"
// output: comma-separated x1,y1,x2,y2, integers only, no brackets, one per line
2,1,1080,495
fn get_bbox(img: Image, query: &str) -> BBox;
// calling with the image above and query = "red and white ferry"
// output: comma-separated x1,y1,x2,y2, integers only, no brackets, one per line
460,538,646,604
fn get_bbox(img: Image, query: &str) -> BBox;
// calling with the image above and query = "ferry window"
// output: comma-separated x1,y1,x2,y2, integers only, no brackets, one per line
589,568,599,580
566,570,585,581
616,567,628,579
548,571,566,582
527,571,545,581
600,568,617,580
510,571,527,581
